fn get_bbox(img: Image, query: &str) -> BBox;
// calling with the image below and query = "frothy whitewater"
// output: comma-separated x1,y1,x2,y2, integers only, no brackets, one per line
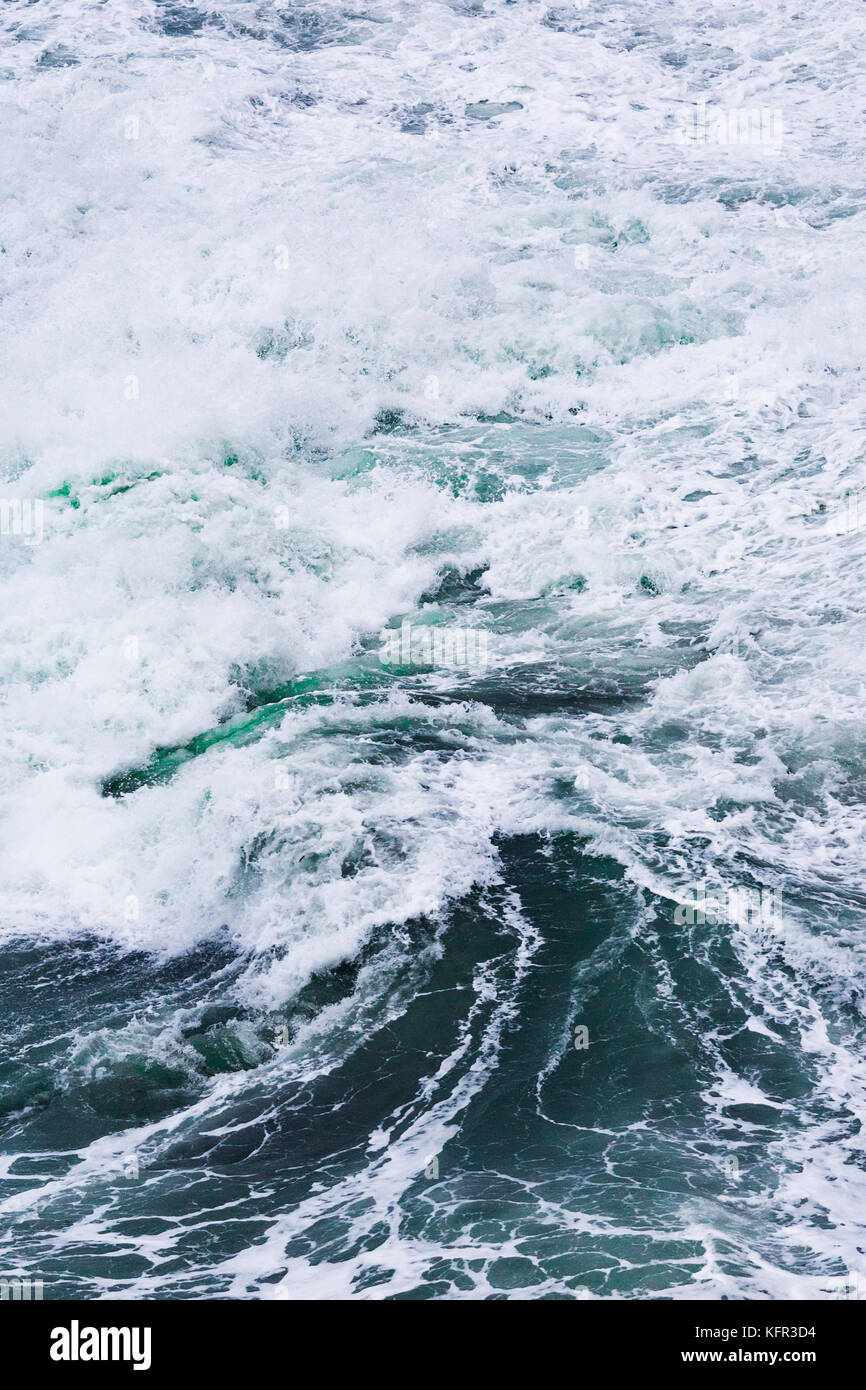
1,0,865,1299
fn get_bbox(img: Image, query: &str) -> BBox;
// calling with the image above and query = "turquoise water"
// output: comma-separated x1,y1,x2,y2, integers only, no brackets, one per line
0,0,865,1299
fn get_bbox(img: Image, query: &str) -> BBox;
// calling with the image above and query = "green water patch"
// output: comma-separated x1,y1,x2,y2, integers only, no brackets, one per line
100,655,619,803
45,470,169,513
45,481,80,510
44,452,266,514
96,470,164,496
541,573,587,598
101,661,393,798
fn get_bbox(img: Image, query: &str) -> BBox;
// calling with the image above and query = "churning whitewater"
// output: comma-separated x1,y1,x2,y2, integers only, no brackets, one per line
1,0,865,1300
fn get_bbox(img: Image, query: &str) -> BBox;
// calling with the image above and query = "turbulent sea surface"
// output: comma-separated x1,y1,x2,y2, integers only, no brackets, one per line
1,0,865,1300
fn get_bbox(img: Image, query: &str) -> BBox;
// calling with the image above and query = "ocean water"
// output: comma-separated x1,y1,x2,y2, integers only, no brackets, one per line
1,0,865,1301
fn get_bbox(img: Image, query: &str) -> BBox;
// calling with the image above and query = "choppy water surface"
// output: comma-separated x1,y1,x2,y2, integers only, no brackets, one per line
1,0,865,1299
